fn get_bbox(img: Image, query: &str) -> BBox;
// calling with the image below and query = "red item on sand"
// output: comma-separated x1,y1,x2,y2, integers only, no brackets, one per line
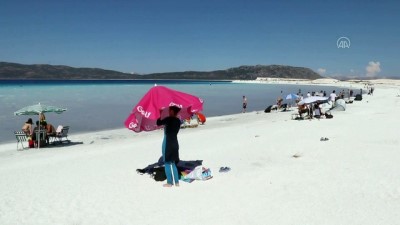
196,113,206,124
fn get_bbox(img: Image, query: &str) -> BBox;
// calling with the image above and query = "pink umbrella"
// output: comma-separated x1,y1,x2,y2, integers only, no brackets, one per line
124,86,204,132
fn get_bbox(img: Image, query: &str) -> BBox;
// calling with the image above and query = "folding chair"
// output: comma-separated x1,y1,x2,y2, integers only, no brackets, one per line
47,125,62,144
55,126,70,144
14,131,28,150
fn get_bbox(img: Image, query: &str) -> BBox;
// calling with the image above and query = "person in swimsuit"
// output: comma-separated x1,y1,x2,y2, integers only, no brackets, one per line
156,106,182,187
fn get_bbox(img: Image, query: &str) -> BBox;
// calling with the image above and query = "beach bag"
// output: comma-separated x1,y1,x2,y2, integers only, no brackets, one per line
183,166,212,181
151,167,167,182
201,168,212,180
264,105,273,113
28,138,34,148
325,114,333,119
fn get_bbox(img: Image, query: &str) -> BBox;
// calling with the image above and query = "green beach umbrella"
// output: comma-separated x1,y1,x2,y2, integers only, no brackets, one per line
14,103,67,148
14,103,67,116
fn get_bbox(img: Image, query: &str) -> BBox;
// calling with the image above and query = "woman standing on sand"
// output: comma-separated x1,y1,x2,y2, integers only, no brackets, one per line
156,106,181,187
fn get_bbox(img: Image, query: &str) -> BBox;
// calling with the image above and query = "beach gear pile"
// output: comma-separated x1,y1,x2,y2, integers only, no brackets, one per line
180,166,212,183
180,112,207,129
137,159,212,183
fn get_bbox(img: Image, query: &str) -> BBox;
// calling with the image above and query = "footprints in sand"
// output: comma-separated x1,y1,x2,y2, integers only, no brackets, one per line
379,181,400,199
251,162,264,168
292,153,302,158
87,134,130,145
219,117,236,122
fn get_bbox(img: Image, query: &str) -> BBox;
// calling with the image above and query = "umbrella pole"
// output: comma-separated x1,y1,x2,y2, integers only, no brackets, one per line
38,114,40,149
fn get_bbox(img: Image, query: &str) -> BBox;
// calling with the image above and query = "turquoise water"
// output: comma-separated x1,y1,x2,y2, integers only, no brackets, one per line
0,80,342,143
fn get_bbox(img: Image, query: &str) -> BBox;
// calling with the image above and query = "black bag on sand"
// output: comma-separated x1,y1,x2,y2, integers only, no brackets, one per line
151,166,183,182
152,167,167,182
264,105,273,113
354,94,362,101
325,114,333,119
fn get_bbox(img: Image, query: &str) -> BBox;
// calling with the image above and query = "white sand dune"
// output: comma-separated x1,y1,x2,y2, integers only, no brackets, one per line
311,78,340,84
1,86,400,225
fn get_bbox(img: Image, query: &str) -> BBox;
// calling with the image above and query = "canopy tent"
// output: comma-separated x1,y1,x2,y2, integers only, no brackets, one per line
330,99,346,111
285,93,300,109
298,96,329,105
285,94,299,100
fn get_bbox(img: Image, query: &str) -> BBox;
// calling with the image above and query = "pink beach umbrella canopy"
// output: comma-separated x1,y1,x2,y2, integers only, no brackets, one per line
124,86,204,132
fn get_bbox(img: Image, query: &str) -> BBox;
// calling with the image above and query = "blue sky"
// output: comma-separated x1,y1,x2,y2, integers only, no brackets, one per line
1,0,399,77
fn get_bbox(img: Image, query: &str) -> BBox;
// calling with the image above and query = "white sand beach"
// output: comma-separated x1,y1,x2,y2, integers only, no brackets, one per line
1,82,400,225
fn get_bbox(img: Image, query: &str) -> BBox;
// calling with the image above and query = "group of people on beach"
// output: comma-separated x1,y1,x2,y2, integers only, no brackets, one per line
295,88,361,119
297,102,325,119
365,84,375,95
21,113,56,147
294,88,355,101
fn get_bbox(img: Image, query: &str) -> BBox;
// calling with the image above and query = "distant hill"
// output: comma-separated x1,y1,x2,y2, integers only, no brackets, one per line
0,62,140,79
145,65,322,80
0,62,322,80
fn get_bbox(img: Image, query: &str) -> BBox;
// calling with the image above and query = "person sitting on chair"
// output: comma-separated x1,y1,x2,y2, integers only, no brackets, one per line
314,103,322,119
298,104,308,118
39,113,46,123
276,97,283,109
32,121,45,146
42,121,56,144
21,118,33,136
